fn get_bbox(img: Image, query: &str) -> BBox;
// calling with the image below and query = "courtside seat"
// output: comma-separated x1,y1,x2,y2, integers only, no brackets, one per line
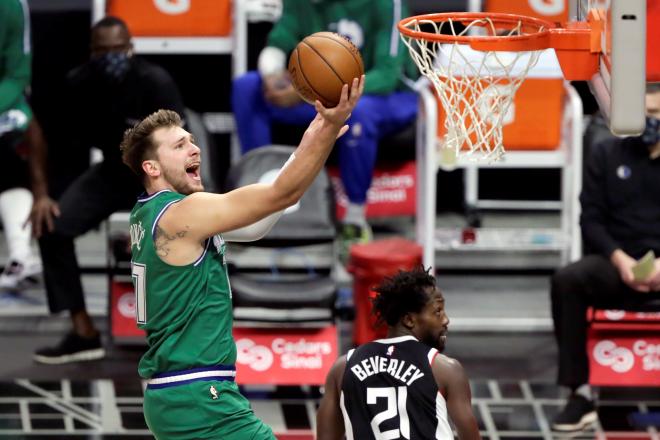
587,303,660,387
230,275,336,323
223,145,338,325
224,145,336,269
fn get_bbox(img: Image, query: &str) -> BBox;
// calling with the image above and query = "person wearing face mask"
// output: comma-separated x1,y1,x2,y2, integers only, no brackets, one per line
28,16,185,364
550,83,660,432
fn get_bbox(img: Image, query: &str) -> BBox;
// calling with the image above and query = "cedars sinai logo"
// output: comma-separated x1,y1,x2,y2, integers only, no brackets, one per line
593,340,635,373
593,340,660,373
118,291,136,318
236,339,274,371
236,338,332,371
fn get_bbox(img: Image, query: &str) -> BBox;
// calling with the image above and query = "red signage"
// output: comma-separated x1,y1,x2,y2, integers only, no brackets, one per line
233,326,338,385
328,161,416,219
110,280,146,341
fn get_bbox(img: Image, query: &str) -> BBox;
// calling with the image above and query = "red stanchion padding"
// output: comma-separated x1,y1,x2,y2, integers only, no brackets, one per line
348,238,422,346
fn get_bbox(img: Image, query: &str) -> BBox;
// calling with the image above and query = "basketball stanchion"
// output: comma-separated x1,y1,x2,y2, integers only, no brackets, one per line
398,12,601,168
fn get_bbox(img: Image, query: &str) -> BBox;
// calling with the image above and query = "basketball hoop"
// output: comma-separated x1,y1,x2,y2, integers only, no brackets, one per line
399,12,562,166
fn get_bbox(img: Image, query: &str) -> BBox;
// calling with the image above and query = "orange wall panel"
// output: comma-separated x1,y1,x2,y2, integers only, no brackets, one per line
108,0,232,36
436,78,564,151
485,0,568,23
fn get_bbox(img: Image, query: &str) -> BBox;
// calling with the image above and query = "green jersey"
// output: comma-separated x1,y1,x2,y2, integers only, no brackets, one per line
129,190,235,378
268,0,416,95
0,0,32,129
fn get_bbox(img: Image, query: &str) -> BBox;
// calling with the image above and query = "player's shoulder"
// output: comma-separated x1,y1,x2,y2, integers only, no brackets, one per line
134,190,183,217
139,189,183,204
432,353,465,373
330,353,349,380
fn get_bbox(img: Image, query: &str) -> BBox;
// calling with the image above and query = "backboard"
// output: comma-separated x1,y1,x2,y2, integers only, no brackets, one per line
571,0,650,135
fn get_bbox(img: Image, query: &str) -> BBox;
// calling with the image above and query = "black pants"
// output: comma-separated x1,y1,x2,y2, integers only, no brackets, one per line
0,131,29,192
38,163,142,313
550,254,660,388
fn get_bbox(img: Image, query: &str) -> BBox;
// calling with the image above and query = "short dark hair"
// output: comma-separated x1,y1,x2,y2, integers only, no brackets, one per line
120,109,182,179
92,16,130,35
371,266,438,327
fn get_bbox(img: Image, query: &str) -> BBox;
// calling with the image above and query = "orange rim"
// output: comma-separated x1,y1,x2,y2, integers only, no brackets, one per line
398,12,557,51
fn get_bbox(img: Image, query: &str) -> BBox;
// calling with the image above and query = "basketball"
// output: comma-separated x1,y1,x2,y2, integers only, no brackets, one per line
288,32,364,108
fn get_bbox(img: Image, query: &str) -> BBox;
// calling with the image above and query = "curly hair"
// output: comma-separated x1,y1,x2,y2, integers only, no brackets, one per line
371,266,437,327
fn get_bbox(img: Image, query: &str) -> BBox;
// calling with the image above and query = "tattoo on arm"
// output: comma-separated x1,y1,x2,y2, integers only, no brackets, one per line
154,226,188,257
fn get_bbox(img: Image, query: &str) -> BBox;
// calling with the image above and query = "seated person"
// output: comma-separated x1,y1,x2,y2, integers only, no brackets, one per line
0,0,41,290
30,16,185,364
232,0,418,260
550,83,660,432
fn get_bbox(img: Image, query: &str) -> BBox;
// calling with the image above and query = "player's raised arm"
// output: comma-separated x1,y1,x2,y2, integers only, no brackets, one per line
316,356,347,440
161,76,364,242
432,355,481,440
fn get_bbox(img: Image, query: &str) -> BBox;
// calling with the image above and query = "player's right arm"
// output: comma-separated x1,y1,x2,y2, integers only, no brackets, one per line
432,354,481,440
316,355,347,440
162,77,364,243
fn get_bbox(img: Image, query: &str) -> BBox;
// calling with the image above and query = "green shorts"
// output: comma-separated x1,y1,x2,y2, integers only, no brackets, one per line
144,379,275,440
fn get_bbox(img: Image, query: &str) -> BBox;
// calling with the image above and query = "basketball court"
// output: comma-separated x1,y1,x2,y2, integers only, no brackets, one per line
1,0,660,438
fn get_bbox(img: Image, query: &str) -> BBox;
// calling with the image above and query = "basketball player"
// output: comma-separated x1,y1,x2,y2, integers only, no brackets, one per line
120,77,363,439
316,267,481,440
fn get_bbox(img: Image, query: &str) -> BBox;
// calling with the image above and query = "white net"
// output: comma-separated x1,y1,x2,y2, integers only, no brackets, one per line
400,17,545,166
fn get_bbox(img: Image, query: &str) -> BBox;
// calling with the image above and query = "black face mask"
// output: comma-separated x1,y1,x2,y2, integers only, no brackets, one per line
640,116,660,146
90,52,132,83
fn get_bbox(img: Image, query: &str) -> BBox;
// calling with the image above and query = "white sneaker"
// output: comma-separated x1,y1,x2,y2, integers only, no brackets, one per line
0,258,42,290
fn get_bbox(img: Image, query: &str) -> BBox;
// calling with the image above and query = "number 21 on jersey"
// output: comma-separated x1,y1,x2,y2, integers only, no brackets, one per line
131,263,147,324
368,386,410,440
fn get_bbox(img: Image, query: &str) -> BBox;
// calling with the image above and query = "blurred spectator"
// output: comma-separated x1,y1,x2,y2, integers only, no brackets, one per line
30,16,185,364
550,83,660,432
232,0,418,261
0,0,42,291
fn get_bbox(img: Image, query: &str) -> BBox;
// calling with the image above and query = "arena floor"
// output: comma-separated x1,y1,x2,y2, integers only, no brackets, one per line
0,372,659,438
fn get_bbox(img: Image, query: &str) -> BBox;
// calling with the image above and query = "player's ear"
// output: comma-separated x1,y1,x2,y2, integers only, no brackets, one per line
401,312,416,330
142,160,160,178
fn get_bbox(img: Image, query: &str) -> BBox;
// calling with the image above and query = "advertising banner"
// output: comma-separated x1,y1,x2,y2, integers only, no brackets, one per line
234,326,338,385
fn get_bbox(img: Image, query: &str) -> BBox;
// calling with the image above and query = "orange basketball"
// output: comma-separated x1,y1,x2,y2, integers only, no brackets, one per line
288,32,364,108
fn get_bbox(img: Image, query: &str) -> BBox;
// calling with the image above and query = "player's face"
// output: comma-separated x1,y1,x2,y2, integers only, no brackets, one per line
414,288,450,351
152,126,204,194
